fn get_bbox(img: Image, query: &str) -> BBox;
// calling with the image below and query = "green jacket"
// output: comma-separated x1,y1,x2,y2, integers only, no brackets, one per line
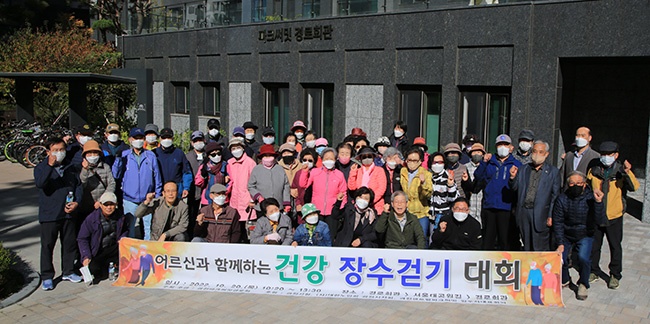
374,211,425,249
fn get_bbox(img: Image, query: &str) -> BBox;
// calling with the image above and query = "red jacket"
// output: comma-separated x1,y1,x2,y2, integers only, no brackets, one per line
348,164,387,214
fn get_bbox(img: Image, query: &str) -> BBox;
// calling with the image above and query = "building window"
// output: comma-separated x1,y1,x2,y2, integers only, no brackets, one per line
302,0,321,18
399,88,441,153
202,83,220,116
460,89,510,153
265,84,290,137
304,86,334,142
207,0,242,25
174,83,190,114
338,0,378,15
252,0,267,22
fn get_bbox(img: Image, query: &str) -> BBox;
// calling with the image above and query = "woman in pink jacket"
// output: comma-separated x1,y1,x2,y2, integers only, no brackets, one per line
225,138,257,225
298,147,347,243
348,146,387,215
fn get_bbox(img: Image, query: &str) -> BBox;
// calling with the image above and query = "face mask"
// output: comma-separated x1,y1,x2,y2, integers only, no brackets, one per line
386,161,397,170
394,130,404,138
453,212,468,222
245,133,255,140
79,136,90,146
208,129,219,137
197,154,204,161
431,164,444,174
306,140,316,148
531,154,546,166
566,185,584,198
295,132,304,139
600,155,615,167
210,154,222,163
262,156,276,168
407,161,420,172
263,137,275,145
268,212,280,222
160,139,173,148
107,134,120,143
287,141,296,146
361,158,374,166
86,155,100,165
446,155,459,164
355,198,369,210
575,137,588,148
282,156,295,165
146,135,158,143
315,147,325,155
212,195,226,206
52,151,66,163
302,161,314,169
471,154,483,163
519,141,532,152
339,156,351,165
231,148,244,159
193,141,205,151
131,139,144,149
305,214,319,225
322,160,335,170
497,146,510,158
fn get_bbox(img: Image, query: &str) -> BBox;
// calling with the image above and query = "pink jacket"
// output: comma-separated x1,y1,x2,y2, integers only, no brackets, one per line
299,167,347,216
348,164,387,214
226,155,257,221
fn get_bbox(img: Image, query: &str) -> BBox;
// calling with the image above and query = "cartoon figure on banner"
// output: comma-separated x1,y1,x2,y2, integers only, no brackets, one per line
526,261,544,306
541,263,560,306
122,246,141,284
138,244,155,286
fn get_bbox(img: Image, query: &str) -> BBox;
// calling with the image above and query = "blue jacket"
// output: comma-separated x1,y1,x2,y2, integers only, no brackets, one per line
510,162,561,233
112,149,162,203
76,208,128,262
153,146,193,193
101,140,130,167
293,222,331,246
34,160,83,223
553,188,606,245
473,154,521,210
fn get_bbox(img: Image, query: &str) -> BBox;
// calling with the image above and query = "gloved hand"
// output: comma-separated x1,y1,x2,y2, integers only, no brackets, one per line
266,232,282,242
200,162,209,178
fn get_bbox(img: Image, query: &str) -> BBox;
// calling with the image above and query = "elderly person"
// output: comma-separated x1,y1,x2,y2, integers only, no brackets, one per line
136,182,189,241
509,140,561,251
225,137,257,236
428,152,460,242
560,126,600,187
77,192,128,281
462,143,486,225
382,147,403,211
248,144,292,216
195,142,228,207
513,129,535,164
348,146,387,215
79,139,115,218
399,147,433,240
430,198,482,250
333,187,378,248
154,128,193,199
443,143,467,197
278,143,300,185
250,198,293,245
192,184,240,243
292,203,332,247
375,191,425,249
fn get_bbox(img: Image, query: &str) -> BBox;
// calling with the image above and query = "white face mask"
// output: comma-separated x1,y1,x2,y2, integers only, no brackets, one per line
386,161,397,170
208,129,219,137
78,136,90,146
245,133,255,140
210,155,222,163
212,195,226,206
600,155,615,167
146,135,158,143
431,164,444,174
160,139,173,148
268,212,280,222
107,134,120,143
453,212,468,222
394,130,404,138
231,148,244,159
196,154,204,161
52,151,66,163
86,155,100,165
575,137,588,148
322,160,335,170
305,214,319,225
302,161,314,169
519,141,532,152
193,141,205,151
131,139,144,149
263,137,275,145
295,132,304,139
497,146,510,158
355,198,369,210
306,140,316,148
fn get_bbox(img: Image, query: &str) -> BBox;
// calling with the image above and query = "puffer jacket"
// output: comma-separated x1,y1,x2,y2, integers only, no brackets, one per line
348,164,387,215
79,161,115,214
473,154,521,211
553,187,606,245
249,214,293,245
399,166,433,219
298,166,347,215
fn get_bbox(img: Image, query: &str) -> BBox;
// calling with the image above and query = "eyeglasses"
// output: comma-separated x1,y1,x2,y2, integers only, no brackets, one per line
209,152,221,157
302,159,314,163
568,182,585,186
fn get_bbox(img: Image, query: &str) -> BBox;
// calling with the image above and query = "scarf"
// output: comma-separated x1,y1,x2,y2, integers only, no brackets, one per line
306,223,316,238
354,206,375,230
361,164,375,187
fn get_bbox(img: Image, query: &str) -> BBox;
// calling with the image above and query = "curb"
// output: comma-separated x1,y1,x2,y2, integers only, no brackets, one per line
0,264,40,309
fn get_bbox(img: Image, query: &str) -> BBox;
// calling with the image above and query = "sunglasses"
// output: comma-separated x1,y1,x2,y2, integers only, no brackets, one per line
302,159,314,163
209,152,221,157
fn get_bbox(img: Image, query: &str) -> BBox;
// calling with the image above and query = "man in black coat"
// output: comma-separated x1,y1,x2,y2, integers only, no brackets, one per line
430,198,482,250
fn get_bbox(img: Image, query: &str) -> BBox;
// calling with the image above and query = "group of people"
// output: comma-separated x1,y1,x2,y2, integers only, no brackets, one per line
35,119,639,301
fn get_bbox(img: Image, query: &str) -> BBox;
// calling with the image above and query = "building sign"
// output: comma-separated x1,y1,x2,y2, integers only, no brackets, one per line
258,25,333,43
115,238,563,307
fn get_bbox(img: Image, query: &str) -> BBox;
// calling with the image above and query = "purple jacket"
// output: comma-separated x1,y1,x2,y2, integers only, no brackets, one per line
77,209,128,262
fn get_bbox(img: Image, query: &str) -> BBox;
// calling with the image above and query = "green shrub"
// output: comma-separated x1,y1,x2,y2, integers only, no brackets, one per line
0,243,15,274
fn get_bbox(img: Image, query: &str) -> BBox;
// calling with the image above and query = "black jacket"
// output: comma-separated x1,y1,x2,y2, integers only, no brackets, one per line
430,213,482,250
553,187,606,245
332,200,377,248
382,164,402,204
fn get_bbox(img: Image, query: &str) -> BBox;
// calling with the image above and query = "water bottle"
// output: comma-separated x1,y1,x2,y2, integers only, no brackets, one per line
108,262,116,281
66,191,74,204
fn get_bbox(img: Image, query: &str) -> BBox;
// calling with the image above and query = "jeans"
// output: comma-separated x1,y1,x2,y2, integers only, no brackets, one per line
562,236,594,288
418,217,430,248
124,200,151,240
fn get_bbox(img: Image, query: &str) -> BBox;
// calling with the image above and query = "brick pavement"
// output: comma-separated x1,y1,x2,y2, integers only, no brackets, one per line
1,161,649,323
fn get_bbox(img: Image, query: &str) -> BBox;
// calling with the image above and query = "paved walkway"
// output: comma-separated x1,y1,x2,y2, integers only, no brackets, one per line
1,161,649,323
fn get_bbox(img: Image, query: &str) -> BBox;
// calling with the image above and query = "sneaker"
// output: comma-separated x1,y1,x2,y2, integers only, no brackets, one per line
577,284,588,300
589,273,599,283
41,279,54,291
62,273,83,283
608,277,620,290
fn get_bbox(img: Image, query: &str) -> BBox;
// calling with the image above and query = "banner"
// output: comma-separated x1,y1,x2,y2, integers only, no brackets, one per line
116,238,563,307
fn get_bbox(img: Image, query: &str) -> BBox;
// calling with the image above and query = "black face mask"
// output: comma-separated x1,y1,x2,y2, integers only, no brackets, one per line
566,185,584,198
282,156,295,165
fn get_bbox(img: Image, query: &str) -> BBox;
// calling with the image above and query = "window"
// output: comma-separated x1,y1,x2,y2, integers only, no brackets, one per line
460,89,510,153
304,86,334,142
399,88,441,153
302,0,321,18
207,0,242,25
338,0,377,15
202,83,220,116
252,0,267,22
174,83,190,114
265,84,290,137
